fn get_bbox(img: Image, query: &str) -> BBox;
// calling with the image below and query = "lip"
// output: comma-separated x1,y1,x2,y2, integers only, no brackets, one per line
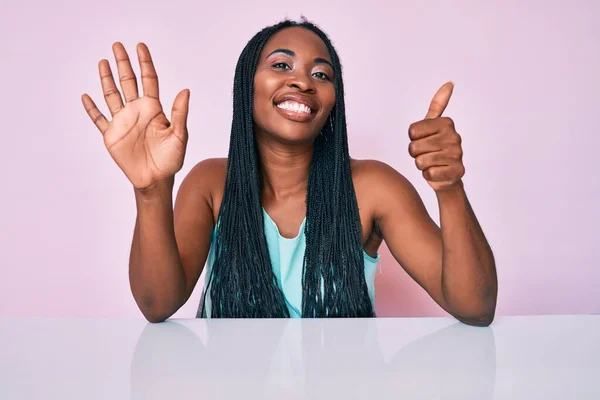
274,104,316,122
273,93,319,123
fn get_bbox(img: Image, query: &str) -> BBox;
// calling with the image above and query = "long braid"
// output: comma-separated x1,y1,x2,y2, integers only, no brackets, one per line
202,18,374,318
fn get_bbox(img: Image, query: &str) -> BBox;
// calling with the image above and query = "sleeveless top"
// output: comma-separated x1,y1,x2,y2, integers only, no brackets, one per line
197,208,380,318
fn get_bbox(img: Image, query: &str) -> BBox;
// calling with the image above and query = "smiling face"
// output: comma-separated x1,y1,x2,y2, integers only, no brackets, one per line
252,26,336,143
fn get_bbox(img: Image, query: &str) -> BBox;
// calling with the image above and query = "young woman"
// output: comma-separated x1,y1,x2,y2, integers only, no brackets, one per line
81,19,497,325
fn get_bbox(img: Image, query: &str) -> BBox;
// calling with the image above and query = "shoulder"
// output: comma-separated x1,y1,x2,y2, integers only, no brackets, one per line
351,158,421,219
178,157,227,223
351,158,413,193
186,157,227,181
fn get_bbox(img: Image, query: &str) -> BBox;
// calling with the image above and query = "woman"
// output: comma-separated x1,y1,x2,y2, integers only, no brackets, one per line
81,19,497,324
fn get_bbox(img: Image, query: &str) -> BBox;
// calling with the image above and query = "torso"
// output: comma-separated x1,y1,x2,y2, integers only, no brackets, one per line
206,158,383,258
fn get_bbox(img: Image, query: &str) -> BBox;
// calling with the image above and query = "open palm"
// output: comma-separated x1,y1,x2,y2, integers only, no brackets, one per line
82,42,190,190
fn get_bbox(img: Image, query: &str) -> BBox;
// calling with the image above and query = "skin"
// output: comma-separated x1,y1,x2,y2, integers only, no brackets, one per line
82,26,497,326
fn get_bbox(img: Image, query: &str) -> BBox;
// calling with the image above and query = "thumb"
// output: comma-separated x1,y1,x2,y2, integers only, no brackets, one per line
171,89,190,140
425,81,454,119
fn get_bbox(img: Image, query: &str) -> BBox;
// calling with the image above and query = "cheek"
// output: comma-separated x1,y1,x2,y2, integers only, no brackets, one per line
253,81,267,102
252,80,272,125
254,72,279,99
322,86,336,113
253,75,278,112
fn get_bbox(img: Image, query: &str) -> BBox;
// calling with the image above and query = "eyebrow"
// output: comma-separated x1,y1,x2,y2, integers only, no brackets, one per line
266,48,333,69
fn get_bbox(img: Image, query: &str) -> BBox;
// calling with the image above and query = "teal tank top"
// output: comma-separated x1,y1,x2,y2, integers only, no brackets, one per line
198,208,379,318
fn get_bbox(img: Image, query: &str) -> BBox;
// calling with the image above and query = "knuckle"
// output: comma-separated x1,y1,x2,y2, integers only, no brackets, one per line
104,88,119,97
120,74,137,83
408,142,417,157
142,72,158,80
415,156,424,170
424,167,434,180
442,116,455,128
408,122,419,139
422,169,430,180
455,132,462,144
424,168,436,181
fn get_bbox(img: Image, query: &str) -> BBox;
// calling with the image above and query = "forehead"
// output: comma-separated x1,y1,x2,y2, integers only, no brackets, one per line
260,27,331,61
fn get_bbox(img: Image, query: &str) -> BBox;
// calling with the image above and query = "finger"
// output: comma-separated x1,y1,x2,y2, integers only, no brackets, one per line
137,43,159,99
408,134,443,157
425,81,454,120
81,94,109,134
414,151,452,171
408,117,452,141
423,166,451,182
423,165,464,182
112,42,139,103
112,42,139,102
171,89,190,142
98,59,124,116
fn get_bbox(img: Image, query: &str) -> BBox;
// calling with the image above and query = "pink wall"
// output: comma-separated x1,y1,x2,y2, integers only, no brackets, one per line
1,1,598,318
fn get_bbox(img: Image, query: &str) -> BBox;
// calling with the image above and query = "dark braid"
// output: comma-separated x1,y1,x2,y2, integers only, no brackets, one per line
201,18,374,318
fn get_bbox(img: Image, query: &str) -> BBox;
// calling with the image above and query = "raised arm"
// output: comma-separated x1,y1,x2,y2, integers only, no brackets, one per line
372,83,497,326
82,42,215,322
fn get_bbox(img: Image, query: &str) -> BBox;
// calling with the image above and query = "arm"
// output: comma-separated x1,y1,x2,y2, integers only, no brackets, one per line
372,82,497,326
129,160,217,323
436,181,497,324
373,163,497,326
81,42,212,322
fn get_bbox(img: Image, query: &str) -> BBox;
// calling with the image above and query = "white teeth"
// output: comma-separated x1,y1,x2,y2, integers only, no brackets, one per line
277,101,312,114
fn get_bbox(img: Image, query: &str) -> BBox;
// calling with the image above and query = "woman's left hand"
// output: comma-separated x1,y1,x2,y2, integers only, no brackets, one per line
408,82,465,193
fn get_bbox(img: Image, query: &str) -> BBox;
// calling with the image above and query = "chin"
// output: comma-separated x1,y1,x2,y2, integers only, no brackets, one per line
258,117,317,143
274,125,319,143
253,110,325,144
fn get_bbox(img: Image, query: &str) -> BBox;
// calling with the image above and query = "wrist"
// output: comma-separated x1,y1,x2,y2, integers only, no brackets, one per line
434,179,465,202
134,177,175,204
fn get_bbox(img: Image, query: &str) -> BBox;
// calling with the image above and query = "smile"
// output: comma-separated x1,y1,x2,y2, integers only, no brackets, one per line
276,100,312,114
274,100,316,122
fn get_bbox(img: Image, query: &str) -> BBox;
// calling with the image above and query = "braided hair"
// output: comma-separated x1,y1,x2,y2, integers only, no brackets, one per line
201,18,374,318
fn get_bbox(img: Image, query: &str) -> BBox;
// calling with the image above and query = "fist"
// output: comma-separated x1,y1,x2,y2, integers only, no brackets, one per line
408,82,465,192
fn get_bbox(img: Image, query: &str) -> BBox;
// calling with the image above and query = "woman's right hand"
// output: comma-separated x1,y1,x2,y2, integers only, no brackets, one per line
82,42,190,191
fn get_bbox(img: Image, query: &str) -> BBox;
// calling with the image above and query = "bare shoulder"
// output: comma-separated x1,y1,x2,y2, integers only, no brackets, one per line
177,157,227,223
185,157,227,180
351,158,410,185
351,159,414,195
351,158,422,219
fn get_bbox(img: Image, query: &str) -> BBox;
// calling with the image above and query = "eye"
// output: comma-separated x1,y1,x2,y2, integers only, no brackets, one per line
313,72,330,81
273,62,290,70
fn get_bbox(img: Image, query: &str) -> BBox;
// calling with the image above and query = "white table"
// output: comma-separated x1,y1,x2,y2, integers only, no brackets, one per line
1,315,599,399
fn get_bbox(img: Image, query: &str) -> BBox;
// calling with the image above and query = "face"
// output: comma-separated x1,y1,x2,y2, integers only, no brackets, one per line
253,26,336,143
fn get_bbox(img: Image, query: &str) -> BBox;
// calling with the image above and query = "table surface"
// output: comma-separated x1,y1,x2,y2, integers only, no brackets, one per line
1,314,599,399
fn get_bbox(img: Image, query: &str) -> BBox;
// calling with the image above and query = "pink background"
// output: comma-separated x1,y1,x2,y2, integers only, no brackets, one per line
1,1,598,318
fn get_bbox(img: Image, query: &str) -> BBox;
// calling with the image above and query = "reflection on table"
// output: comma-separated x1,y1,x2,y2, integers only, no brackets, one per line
1,315,598,399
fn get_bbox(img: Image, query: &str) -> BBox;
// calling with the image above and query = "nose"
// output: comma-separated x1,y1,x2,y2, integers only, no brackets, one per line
286,69,315,93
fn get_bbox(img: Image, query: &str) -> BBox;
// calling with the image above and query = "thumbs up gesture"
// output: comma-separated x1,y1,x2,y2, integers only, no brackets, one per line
408,82,465,192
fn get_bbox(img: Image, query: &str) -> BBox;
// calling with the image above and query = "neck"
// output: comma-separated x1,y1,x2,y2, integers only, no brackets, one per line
255,134,313,201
